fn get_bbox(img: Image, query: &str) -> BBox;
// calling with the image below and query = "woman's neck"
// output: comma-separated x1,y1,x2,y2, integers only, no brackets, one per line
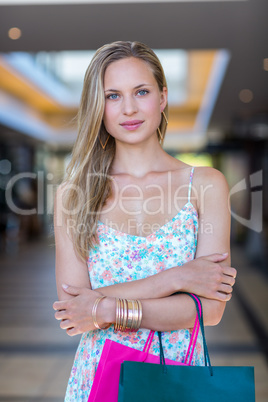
111,138,169,178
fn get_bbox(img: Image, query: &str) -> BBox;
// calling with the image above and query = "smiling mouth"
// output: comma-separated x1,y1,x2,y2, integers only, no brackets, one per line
120,120,144,131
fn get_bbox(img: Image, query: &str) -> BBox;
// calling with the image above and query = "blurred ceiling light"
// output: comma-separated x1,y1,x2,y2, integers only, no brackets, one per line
239,89,253,103
263,58,268,71
8,27,22,40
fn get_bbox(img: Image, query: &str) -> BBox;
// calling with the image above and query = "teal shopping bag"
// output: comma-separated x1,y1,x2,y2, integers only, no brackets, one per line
118,361,255,402
118,294,255,402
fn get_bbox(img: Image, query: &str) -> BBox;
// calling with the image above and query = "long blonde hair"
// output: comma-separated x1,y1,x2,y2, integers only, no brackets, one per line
62,41,168,261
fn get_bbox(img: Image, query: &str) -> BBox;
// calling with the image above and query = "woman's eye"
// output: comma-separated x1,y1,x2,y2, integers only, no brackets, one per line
137,89,149,96
107,93,119,100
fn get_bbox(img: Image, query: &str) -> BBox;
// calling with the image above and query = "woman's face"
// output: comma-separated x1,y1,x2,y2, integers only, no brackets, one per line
103,57,167,145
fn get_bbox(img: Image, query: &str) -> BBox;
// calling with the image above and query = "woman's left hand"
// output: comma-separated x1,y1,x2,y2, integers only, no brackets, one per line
53,285,104,336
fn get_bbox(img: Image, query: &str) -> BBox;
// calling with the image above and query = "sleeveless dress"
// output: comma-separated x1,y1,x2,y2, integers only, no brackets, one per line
65,167,204,401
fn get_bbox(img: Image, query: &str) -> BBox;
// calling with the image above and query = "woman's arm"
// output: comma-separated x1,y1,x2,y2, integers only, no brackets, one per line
55,288,224,335
54,183,234,304
191,166,233,325
54,168,236,335
54,184,92,301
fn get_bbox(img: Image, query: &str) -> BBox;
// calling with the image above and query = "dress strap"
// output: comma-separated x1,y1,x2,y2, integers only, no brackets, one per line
188,167,195,203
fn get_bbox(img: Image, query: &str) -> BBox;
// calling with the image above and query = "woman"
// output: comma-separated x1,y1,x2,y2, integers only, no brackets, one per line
53,41,236,401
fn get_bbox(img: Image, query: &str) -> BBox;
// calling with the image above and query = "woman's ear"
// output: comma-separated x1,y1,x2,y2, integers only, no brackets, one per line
160,86,168,111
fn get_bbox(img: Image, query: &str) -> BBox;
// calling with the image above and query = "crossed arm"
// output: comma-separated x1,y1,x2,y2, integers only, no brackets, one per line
53,168,236,336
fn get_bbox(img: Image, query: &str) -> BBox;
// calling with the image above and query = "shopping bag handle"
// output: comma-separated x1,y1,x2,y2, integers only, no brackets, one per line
158,293,213,376
143,293,201,366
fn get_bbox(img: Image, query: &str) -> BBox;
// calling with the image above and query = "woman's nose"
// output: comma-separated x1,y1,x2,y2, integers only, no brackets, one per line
122,95,138,115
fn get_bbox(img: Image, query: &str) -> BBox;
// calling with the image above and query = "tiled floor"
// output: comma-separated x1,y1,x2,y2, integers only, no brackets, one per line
0,237,267,401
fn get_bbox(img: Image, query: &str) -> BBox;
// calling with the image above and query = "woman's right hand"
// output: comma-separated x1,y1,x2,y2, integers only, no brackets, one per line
53,285,115,336
176,253,237,301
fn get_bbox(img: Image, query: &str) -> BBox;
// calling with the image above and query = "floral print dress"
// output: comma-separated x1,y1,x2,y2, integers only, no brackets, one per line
65,167,204,401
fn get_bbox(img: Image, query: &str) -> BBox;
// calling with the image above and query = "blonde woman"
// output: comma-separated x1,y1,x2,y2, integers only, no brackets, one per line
53,41,236,401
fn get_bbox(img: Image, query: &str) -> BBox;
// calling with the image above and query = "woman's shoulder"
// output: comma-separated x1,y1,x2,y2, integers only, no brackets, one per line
193,166,228,184
55,180,71,196
192,166,229,195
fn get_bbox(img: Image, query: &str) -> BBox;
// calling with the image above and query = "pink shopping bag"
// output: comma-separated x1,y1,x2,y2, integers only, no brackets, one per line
88,294,201,402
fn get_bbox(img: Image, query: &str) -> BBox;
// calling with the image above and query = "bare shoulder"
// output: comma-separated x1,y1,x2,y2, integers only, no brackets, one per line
192,167,230,216
193,166,229,192
55,181,69,198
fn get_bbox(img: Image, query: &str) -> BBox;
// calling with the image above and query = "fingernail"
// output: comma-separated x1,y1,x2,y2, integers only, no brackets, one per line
62,284,68,289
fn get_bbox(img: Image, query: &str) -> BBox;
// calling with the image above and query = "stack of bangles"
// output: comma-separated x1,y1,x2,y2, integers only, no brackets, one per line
114,298,142,332
92,296,142,332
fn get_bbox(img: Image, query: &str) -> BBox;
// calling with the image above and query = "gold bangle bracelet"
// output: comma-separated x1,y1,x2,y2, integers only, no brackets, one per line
131,299,137,331
114,298,118,332
114,298,142,333
126,299,132,331
137,299,142,329
120,298,124,331
132,300,139,331
119,298,123,331
122,298,128,332
115,298,121,332
92,296,111,330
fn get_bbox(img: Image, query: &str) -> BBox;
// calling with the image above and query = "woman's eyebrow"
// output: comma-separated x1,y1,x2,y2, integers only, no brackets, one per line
104,83,153,93
134,83,153,89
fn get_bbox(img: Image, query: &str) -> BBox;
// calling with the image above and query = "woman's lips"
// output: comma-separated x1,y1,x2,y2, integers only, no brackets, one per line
120,120,144,131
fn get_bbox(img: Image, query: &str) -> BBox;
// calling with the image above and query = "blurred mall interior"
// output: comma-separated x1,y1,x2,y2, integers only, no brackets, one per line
0,0,267,401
